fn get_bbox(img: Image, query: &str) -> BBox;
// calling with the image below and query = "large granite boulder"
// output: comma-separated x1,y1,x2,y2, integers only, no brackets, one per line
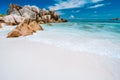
7,19,43,38
4,14,24,25
30,6,40,14
41,15,51,23
53,13,60,21
7,4,22,15
29,21,43,32
41,8,48,16
20,6,37,19
4,15,16,25
7,4,40,21
5,4,67,25
49,9,55,17
7,29,22,37
15,20,33,36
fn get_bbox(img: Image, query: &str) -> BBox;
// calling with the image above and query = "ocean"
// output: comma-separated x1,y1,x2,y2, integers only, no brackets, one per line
1,19,120,59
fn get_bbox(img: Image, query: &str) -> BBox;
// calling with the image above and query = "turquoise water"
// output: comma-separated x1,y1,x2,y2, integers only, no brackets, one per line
25,19,120,59
0,19,120,59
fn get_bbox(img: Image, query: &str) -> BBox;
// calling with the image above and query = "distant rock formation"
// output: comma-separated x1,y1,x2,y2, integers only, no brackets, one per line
4,4,67,25
7,19,43,38
61,18,68,22
111,18,120,20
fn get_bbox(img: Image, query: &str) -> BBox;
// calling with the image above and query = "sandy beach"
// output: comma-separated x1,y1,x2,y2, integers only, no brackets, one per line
0,38,120,80
0,0,120,80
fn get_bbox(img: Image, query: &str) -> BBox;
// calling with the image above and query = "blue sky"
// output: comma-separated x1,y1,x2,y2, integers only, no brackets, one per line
0,0,120,19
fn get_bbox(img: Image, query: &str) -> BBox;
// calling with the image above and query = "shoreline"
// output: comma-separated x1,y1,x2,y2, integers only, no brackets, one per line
0,38,120,80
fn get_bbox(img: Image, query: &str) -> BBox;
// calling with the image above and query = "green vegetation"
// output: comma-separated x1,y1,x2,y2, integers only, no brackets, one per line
0,14,6,17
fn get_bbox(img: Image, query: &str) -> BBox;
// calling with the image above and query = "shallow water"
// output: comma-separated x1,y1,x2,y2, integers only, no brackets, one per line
0,20,120,59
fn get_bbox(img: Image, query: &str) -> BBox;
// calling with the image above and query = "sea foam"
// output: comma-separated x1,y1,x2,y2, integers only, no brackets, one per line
0,22,120,59
24,22,120,59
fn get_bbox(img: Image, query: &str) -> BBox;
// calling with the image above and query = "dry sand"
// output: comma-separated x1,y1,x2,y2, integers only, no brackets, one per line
0,38,120,80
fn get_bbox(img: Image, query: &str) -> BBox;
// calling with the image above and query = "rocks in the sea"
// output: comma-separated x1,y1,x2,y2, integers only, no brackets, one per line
53,13,60,21
61,18,68,22
111,18,120,20
5,4,67,24
7,19,43,38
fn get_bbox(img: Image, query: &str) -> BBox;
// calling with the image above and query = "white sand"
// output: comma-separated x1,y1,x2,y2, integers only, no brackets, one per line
0,38,120,80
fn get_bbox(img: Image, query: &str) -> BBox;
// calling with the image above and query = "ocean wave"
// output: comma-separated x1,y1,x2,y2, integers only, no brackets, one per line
0,22,120,59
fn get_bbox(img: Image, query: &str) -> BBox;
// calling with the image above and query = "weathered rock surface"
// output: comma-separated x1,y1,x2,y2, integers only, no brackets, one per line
7,29,22,37
5,4,67,25
0,17,4,23
7,19,43,38
20,6,37,19
7,4,22,15
4,14,24,25
5,4,67,38
29,21,43,32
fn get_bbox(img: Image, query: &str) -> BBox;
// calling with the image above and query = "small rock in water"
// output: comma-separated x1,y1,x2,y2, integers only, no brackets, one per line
61,18,68,22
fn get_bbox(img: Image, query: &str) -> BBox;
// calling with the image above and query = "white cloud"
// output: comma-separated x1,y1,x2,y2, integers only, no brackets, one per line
89,4,105,8
91,0,103,3
49,0,105,10
49,0,86,10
